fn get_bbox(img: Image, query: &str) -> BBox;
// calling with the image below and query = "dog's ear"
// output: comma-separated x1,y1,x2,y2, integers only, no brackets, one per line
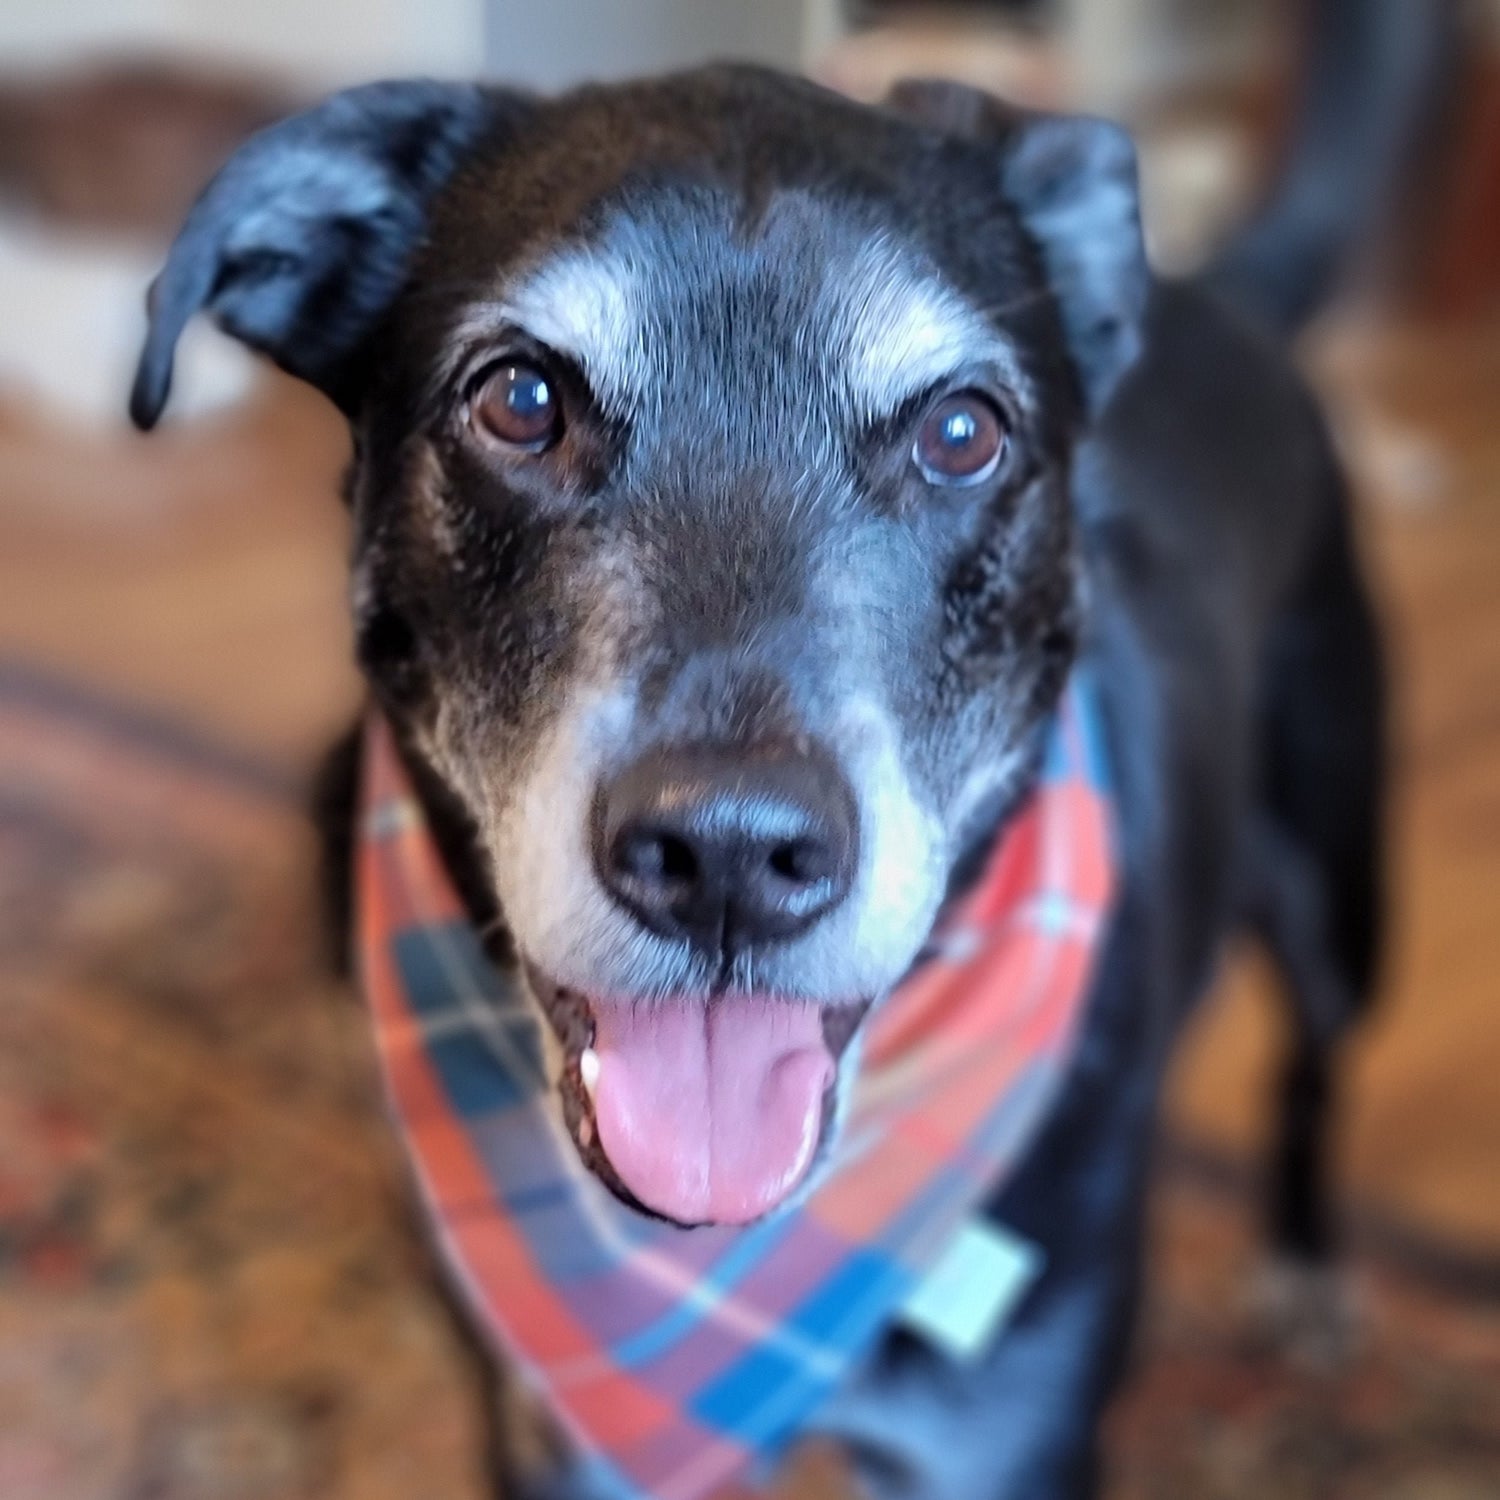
130,80,526,429
886,78,1148,414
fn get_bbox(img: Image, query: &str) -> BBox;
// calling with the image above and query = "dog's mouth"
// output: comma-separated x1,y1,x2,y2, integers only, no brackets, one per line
526,966,871,1227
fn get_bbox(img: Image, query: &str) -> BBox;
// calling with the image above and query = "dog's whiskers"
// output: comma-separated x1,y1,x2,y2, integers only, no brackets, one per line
974,285,1061,321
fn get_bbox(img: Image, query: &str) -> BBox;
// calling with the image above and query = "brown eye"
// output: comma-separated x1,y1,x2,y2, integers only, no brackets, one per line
913,391,1007,486
470,361,561,451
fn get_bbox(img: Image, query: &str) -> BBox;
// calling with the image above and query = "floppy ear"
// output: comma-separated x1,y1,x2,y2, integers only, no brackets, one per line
130,79,521,429
886,78,1149,415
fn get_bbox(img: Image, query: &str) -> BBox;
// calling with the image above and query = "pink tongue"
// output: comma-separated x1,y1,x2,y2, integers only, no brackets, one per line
590,996,833,1225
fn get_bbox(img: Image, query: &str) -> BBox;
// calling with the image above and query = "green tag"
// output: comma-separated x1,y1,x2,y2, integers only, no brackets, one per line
899,1218,1043,1363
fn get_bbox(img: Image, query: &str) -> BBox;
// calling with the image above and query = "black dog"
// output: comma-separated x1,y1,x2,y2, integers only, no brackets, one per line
130,33,1428,1495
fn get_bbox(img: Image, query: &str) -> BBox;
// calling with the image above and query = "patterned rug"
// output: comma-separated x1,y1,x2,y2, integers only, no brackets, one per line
2,661,1497,1500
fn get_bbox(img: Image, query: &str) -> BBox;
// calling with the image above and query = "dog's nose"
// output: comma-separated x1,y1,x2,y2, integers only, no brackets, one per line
595,745,858,954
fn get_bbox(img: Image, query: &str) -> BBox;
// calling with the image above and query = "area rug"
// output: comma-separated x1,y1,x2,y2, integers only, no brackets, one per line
1,660,1496,1500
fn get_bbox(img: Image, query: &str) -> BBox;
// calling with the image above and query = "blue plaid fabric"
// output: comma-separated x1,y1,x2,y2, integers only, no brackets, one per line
357,671,1117,1499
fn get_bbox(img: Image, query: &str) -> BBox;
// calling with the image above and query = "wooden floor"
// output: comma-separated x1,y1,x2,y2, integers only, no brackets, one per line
1,305,1497,1268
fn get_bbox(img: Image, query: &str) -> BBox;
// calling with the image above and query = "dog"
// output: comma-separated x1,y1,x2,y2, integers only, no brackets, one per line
128,30,1437,1494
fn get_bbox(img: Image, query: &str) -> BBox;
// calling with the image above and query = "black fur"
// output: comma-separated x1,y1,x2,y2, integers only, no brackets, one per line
133,47,1405,1500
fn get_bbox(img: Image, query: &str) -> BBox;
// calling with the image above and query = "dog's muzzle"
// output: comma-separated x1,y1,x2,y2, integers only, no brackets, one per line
569,740,861,1223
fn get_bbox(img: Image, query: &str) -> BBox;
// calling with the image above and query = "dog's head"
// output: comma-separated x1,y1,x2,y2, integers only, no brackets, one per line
134,68,1146,1226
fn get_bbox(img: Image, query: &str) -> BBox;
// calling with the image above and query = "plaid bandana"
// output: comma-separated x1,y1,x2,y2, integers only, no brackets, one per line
356,672,1116,1500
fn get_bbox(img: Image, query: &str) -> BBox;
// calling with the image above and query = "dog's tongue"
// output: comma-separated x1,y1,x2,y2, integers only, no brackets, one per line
590,996,833,1225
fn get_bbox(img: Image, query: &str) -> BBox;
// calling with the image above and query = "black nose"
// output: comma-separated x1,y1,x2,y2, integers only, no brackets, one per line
594,744,859,955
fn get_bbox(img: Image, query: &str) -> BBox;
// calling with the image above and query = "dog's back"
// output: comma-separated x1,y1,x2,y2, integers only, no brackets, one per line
1090,0,1459,1265
1080,271,1385,1252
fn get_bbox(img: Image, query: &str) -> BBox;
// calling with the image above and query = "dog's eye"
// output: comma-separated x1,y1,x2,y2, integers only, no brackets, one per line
470,362,562,451
913,392,1007,486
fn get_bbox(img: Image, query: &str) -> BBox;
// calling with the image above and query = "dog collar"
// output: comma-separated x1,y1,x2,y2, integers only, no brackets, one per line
356,672,1116,1500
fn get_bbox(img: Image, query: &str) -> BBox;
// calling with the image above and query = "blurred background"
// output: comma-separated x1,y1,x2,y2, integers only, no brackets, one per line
1,2,1497,1497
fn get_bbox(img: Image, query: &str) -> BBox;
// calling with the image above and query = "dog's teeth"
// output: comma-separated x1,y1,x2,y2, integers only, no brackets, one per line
579,1048,600,1097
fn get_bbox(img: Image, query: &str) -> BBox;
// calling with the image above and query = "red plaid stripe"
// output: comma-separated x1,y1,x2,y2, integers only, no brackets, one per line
357,677,1116,1498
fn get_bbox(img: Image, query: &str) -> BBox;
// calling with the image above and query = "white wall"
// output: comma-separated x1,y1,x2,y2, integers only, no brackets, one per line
0,0,484,88
0,0,829,94
482,0,810,91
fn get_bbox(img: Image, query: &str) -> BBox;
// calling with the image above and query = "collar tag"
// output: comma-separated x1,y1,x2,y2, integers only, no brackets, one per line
898,1216,1043,1363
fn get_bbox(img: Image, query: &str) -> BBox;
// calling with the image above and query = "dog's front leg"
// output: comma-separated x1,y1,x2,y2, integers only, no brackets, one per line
805,904,1163,1500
